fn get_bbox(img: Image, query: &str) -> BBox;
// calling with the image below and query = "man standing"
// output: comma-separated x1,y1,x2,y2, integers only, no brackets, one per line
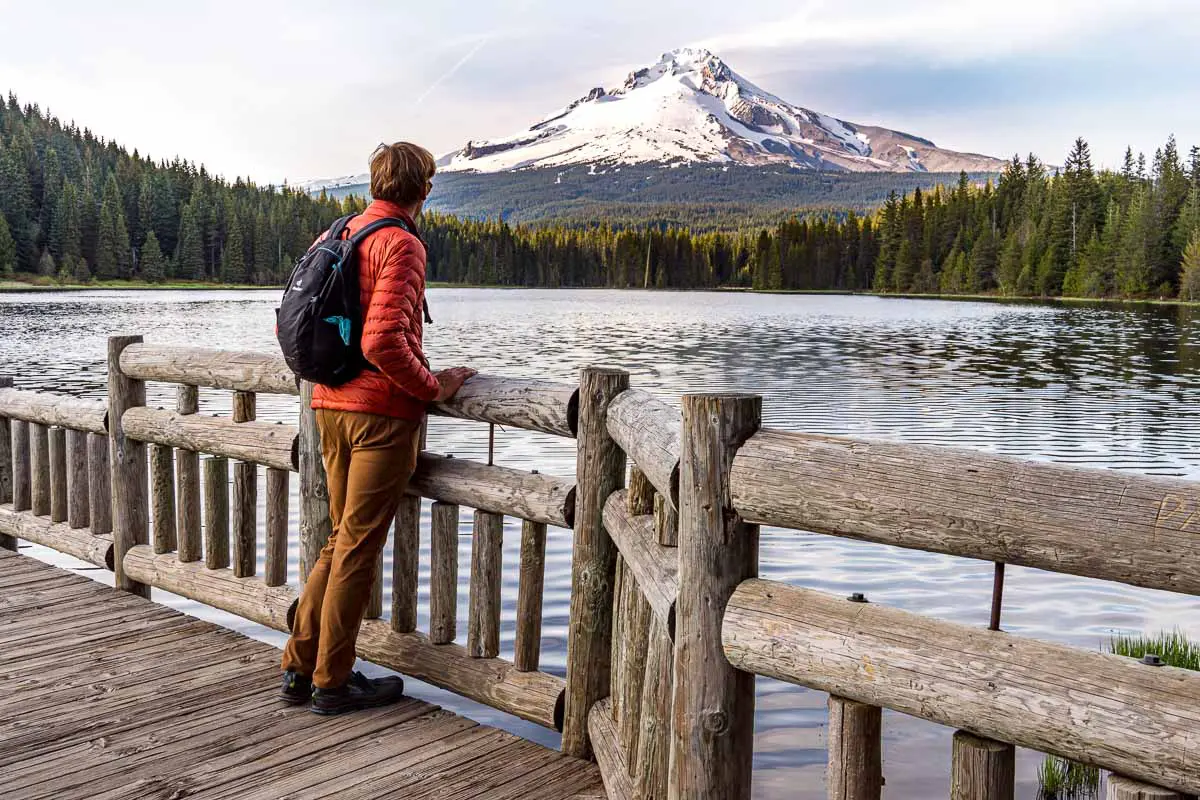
280,142,475,715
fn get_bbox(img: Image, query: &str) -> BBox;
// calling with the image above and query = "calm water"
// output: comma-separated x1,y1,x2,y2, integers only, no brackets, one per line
3,288,1199,798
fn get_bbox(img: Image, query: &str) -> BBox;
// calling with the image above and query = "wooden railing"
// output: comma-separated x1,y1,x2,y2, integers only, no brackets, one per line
3,341,1200,800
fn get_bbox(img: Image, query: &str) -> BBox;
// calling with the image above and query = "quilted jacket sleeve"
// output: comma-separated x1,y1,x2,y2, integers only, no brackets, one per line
360,236,440,402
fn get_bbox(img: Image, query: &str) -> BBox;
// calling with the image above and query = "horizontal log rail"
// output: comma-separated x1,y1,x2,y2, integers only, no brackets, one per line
606,389,680,508
602,490,677,637
587,698,635,800
722,578,1200,797
0,388,107,434
410,453,575,529
732,428,1200,596
122,407,299,472
430,374,579,438
0,504,113,569
119,344,300,395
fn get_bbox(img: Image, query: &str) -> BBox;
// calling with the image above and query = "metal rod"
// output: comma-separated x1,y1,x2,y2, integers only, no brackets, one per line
989,562,1006,631
488,423,495,466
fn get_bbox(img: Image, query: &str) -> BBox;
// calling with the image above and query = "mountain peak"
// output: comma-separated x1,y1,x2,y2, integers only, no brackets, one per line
436,48,1005,175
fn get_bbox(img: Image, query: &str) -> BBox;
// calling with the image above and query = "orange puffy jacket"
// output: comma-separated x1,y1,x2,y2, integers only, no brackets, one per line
311,199,439,420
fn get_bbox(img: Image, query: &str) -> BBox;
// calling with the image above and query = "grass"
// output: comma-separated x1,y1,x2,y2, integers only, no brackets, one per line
0,272,270,292
1038,629,1198,799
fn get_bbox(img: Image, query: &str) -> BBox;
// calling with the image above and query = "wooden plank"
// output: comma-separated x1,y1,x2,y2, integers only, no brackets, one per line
467,510,503,659
429,501,459,645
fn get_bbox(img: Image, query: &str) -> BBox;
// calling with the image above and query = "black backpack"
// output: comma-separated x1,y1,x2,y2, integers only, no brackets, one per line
275,213,415,386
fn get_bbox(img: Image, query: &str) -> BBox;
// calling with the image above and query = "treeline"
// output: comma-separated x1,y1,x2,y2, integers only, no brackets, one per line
0,94,361,283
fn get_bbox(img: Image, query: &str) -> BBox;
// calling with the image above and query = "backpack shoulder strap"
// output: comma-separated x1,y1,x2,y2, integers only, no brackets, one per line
328,213,357,240
346,217,433,325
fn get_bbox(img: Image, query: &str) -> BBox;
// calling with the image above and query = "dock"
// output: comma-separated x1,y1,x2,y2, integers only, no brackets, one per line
0,550,601,800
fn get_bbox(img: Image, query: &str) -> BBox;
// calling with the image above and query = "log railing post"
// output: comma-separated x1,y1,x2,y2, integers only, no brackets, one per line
0,375,14,550
231,390,257,578
429,501,459,644
950,731,1013,800
829,697,884,800
204,456,230,570
264,467,289,586
87,432,111,536
108,335,150,598
150,444,177,554
514,518,547,671
48,427,68,523
1105,775,1186,800
671,393,761,799
66,428,89,530
30,422,50,516
175,385,201,563
391,494,421,632
298,380,331,583
12,419,30,515
467,510,503,658
563,366,629,758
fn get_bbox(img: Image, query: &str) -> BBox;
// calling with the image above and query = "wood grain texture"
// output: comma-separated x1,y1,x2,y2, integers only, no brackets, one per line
562,367,629,759
204,456,230,571
391,494,421,633
627,468,655,516
429,501,459,645
618,581,651,771
828,696,883,800
298,381,330,584
723,578,1200,797
1106,775,1186,800
121,407,297,472
514,518,547,670
951,731,1013,800
264,467,289,587
0,377,12,550
0,504,113,569
672,393,760,800
11,420,30,515
634,615,673,800
603,490,678,638
232,461,256,578
588,698,636,800
0,387,107,435
366,548,384,619
118,343,299,395
410,453,575,529
654,492,678,548
431,373,579,438
174,386,201,564
467,510,503,659
30,423,50,516
607,390,681,509
733,428,1200,596
108,335,149,597
48,427,67,523
86,432,111,535
150,444,176,553
66,429,89,530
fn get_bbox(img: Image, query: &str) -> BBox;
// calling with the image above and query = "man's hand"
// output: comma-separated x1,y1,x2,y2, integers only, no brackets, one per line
434,367,477,403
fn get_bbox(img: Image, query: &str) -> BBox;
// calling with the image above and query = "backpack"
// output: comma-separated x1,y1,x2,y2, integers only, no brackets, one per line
275,213,415,386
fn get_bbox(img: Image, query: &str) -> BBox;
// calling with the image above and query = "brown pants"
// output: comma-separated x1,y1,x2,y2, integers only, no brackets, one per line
282,409,421,688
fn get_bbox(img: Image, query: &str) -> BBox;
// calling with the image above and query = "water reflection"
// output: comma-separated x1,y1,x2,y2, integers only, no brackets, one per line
3,289,1199,798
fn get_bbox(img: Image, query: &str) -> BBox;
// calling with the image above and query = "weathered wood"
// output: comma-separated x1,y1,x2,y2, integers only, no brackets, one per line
429,501,459,645
514,518,547,670
0,504,113,569
672,393,760,799
431,373,579,438
203,456,230,570
174,385,201,563
588,698,635,800
122,545,297,631
634,615,673,800
48,427,67,523
232,461,256,578
264,468,289,587
118,343,299,395
611,558,628,726
563,367,629,759
0,387,107,435
232,390,256,423
298,380,330,583
366,548,384,620
30,423,50,516
603,491,677,637
607,390,681,510
618,581,651,771
391,494,421,633
410,453,575,529
66,428,89,530
1106,775,1186,800
732,428,1200,596
108,336,150,597
467,510,503,659
87,432,111,535
950,731,1012,800
11,420,31,518
0,377,12,551
150,445,176,553
121,407,297,473
722,579,1200,797
654,493,677,548
829,696,883,800
627,467,655,515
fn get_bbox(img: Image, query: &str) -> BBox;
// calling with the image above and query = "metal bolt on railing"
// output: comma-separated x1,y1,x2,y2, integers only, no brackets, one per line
848,592,868,603
1141,654,1165,667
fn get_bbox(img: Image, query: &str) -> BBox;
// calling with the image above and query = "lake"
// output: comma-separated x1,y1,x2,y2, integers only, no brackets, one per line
3,288,1199,798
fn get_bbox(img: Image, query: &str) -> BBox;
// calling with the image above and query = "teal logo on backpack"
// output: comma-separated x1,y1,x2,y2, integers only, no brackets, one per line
323,316,352,346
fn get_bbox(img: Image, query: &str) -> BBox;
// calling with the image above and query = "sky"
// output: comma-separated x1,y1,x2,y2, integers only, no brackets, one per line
2,0,1197,184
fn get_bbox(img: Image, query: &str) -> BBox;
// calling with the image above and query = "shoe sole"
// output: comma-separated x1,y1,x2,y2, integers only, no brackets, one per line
279,692,311,706
309,693,406,716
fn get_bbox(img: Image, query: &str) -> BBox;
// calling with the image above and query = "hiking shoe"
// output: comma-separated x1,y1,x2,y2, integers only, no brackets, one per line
311,671,405,716
279,670,313,705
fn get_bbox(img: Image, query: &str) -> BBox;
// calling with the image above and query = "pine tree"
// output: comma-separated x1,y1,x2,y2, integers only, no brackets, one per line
37,249,56,277
175,203,204,280
0,213,15,277
96,174,132,279
997,231,1022,295
0,148,34,271
1179,230,1200,301
1115,186,1153,296
252,210,274,282
140,230,166,283
220,202,247,284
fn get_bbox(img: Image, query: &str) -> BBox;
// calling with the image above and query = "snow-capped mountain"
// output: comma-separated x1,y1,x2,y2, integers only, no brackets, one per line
438,48,1005,174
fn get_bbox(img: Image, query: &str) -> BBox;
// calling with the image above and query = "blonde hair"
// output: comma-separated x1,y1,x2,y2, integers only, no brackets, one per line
369,142,436,207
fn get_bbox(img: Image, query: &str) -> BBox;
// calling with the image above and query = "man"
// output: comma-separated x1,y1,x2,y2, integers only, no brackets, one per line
280,141,475,715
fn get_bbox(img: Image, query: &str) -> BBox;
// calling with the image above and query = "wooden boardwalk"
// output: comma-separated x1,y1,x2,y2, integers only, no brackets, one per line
0,551,603,800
